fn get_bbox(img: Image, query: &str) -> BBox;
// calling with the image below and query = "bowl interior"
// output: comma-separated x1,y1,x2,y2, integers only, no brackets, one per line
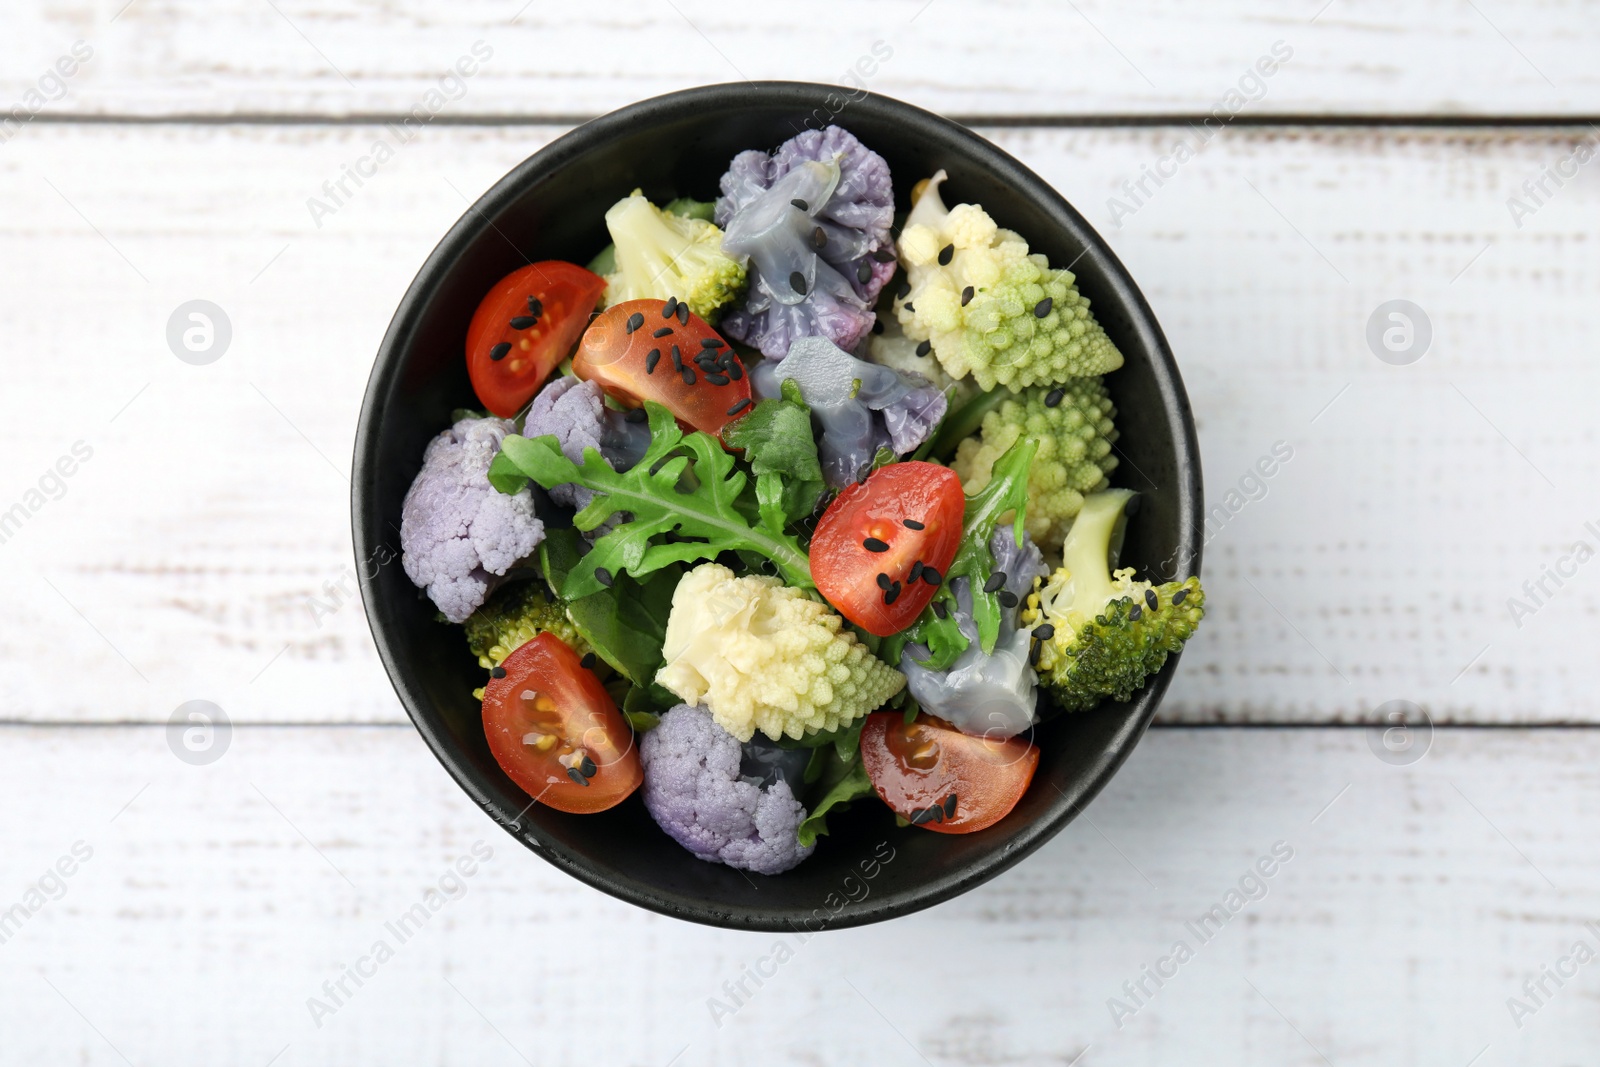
354,83,1202,930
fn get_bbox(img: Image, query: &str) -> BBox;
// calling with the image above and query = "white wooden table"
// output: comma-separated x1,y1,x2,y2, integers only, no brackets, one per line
2,3,1596,1063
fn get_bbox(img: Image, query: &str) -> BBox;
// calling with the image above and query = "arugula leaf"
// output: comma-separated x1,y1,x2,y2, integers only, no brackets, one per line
537,526,679,697
796,752,875,848
905,436,1038,670
622,686,664,732
722,379,826,525
491,402,813,598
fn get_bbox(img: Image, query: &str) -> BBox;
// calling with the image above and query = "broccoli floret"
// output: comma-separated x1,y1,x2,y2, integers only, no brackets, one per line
462,580,589,670
655,563,905,742
1022,489,1205,713
640,704,814,875
895,170,1124,391
951,379,1119,552
599,191,747,322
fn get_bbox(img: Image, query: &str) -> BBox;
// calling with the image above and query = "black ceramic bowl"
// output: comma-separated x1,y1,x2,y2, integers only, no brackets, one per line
354,82,1201,931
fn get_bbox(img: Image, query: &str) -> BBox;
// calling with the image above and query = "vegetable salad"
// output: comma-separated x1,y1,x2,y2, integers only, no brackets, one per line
397,125,1207,875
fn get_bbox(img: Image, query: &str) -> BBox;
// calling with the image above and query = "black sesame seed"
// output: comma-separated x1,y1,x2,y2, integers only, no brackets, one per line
872,247,896,263
910,806,938,825
579,755,597,777
681,367,696,385
884,582,901,605
526,297,543,317
896,280,911,300
791,198,809,211
510,315,537,329
625,407,648,423
1128,603,1143,621
871,318,885,334
863,537,890,553
903,302,914,313
998,590,1018,609
1172,588,1189,606
811,226,828,250
625,312,645,334
645,348,661,373
922,566,943,586
876,573,892,590
653,326,673,338
580,652,597,670
700,336,722,349
908,560,923,583
1033,297,1053,318
489,342,511,361
726,361,743,381
662,296,678,319
1033,622,1055,641
857,260,872,284
1145,589,1159,611
671,345,684,370
961,286,975,307
903,518,925,530
1045,387,1066,408
1029,639,1043,666
942,793,957,818
705,372,730,386
566,767,591,787
984,572,1007,594
938,243,954,266
726,398,753,417
915,340,931,358
932,601,949,620
677,302,690,325
595,567,614,588
789,271,808,297
490,666,507,679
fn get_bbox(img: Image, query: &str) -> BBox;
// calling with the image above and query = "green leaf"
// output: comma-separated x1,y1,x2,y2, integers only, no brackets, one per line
914,436,1039,668
922,386,1009,462
773,714,865,763
722,381,826,524
622,686,665,731
492,403,814,598
796,752,875,848
537,526,681,689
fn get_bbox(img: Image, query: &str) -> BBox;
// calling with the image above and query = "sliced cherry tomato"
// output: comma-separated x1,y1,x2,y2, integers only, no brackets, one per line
481,632,642,814
571,298,752,437
810,462,964,636
467,261,606,418
860,712,1038,834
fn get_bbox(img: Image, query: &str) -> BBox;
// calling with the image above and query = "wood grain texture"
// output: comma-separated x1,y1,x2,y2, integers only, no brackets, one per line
0,725,1593,1065
3,122,1595,724
2,1,1597,120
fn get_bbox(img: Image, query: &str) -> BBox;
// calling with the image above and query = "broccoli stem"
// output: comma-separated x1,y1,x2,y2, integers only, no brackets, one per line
1060,487,1134,610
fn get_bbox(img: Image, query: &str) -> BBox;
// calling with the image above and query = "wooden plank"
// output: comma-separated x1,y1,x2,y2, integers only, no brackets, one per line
2,1,1597,120
1,725,1595,1063
0,122,1594,723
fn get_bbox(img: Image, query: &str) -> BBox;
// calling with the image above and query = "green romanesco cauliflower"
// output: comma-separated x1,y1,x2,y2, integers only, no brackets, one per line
894,170,1124,391
463,580,589,671
656,562,905,742
1021,488,1205,713
599,191,747,322
951,378,1119,551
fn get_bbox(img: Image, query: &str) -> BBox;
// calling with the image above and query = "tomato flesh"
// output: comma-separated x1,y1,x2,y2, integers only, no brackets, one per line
481,633,642,814
810,462,964,636
571,298,752,437
860,712,1038,834
467,261,606,418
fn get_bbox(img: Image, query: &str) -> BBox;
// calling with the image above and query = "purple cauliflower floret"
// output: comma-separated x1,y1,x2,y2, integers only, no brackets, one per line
715,126,895,358
902,530,1049,739
640,705,815,875
523,375,650,530
751,335,948,487
400,415,545,624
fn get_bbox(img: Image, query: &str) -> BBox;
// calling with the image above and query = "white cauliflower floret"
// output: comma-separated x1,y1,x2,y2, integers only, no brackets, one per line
656,563,905,742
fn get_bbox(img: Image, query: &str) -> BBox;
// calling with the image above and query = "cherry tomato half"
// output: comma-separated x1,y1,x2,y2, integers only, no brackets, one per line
467,261,606,418
810,462,965,636
860,712,1038,834
481,632,642,814
571,298,752,437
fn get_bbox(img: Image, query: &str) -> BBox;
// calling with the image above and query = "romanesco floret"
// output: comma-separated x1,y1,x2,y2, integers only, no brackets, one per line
599,191,747,322
895,170,1124,391
656,563,905,742
1022,488,1206,713
951,378,1119,551
462,580,589,670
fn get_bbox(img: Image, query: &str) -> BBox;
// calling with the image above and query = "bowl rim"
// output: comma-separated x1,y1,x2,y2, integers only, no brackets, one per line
353,80,1203,930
